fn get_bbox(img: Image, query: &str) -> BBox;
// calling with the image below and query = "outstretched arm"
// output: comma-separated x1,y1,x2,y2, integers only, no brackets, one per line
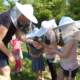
15,30,41,48
50,40,76,58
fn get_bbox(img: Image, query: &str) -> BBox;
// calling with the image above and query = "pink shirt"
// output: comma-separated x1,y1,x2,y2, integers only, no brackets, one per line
45,42,57,59
45,30,57,59
10,39,23,55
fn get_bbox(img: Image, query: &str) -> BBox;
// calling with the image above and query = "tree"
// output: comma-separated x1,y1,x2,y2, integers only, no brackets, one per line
32,0,66,26
68,0,80,20
0,0,9,13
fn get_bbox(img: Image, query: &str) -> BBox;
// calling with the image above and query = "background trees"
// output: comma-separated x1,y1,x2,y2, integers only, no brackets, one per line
1,0,80,27
67,0,80,20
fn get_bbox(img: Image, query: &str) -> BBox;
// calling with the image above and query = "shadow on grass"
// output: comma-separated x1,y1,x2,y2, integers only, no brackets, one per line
10,51,61,80
10,58,36,80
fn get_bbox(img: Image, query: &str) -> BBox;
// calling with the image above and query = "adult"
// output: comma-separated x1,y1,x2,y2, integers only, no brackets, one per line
0,2,38,80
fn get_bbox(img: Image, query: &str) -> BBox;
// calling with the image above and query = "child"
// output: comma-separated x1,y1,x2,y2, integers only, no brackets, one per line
29,37,45,80
49,17,80,80
10,35,23,77
44,29,58,80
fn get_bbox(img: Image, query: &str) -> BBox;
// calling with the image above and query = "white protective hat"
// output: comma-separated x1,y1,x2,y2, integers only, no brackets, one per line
59,16,74,26
53,16,80,41
37,19,57,37
26,19,58,38
16,2,38,24
26,28,39,38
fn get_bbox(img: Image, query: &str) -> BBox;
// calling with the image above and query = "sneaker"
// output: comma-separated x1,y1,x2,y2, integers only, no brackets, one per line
18,71,22,76
14,73,18,77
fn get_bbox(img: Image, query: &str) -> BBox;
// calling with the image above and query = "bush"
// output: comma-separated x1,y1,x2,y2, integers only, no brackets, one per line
35,9,53,28
39,9,53,21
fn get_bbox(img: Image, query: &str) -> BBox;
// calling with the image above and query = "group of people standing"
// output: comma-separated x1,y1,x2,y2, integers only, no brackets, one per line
0,1,80,80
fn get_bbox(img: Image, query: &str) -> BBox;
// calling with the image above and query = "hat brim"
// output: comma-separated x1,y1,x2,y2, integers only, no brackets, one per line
37,20,56,37
26,32,38,38
36,27,52,37
53,20,80,39
16,2,38,24
26,24,52,38
59,16,74,26
26,19,57,38
53,21,80,30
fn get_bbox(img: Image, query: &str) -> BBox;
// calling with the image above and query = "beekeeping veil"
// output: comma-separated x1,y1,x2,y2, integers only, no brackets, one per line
53,17,80,41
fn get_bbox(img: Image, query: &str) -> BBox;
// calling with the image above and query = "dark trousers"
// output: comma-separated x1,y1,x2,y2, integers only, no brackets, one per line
47,59,57,80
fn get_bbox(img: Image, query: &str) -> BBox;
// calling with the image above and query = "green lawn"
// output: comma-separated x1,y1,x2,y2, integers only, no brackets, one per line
8,43,80,80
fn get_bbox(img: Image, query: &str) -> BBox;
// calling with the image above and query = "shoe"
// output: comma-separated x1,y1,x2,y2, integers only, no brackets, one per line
14,73,18,77
18,71,22,76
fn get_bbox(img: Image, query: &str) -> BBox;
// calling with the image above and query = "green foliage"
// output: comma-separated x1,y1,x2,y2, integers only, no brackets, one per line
40,9,52,20
0,0,9,13
1,0,80,27
32,0,66,27
35,9,53,28
67,0,80,20
18,0,33,4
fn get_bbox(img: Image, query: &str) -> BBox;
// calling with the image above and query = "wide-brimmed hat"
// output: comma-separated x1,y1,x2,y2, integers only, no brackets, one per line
59,16,80,28
16,2,38,24
26,19,57,38
59,16,74,26
36,19,57,37
53,17,80,41
26,28,39,38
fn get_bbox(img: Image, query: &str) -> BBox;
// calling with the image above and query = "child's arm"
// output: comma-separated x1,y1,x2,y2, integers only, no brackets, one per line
37,46,45,58
29,47,33,56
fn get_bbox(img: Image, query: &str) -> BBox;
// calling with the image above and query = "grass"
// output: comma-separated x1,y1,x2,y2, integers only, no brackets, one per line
8,43,80,80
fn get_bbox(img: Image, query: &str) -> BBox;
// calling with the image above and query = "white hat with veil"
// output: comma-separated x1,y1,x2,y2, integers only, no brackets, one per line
53,16,80,41
26,19,57,38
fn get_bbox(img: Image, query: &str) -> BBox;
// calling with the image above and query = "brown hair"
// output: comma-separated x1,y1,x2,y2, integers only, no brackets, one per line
54,29,64,46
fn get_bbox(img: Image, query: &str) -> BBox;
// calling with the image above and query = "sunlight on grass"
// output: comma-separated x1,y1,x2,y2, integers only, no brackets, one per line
8,43,80,80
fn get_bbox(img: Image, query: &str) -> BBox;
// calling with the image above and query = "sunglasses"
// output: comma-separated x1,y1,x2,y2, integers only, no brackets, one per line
17,20,32,33
24,27,32,31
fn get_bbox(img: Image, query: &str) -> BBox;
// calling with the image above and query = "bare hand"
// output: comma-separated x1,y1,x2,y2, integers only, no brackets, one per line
49,48,60,55
32,42,42,49
41,42,48,47
8,54,15,63
32,55,39,58
37,54,40,58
